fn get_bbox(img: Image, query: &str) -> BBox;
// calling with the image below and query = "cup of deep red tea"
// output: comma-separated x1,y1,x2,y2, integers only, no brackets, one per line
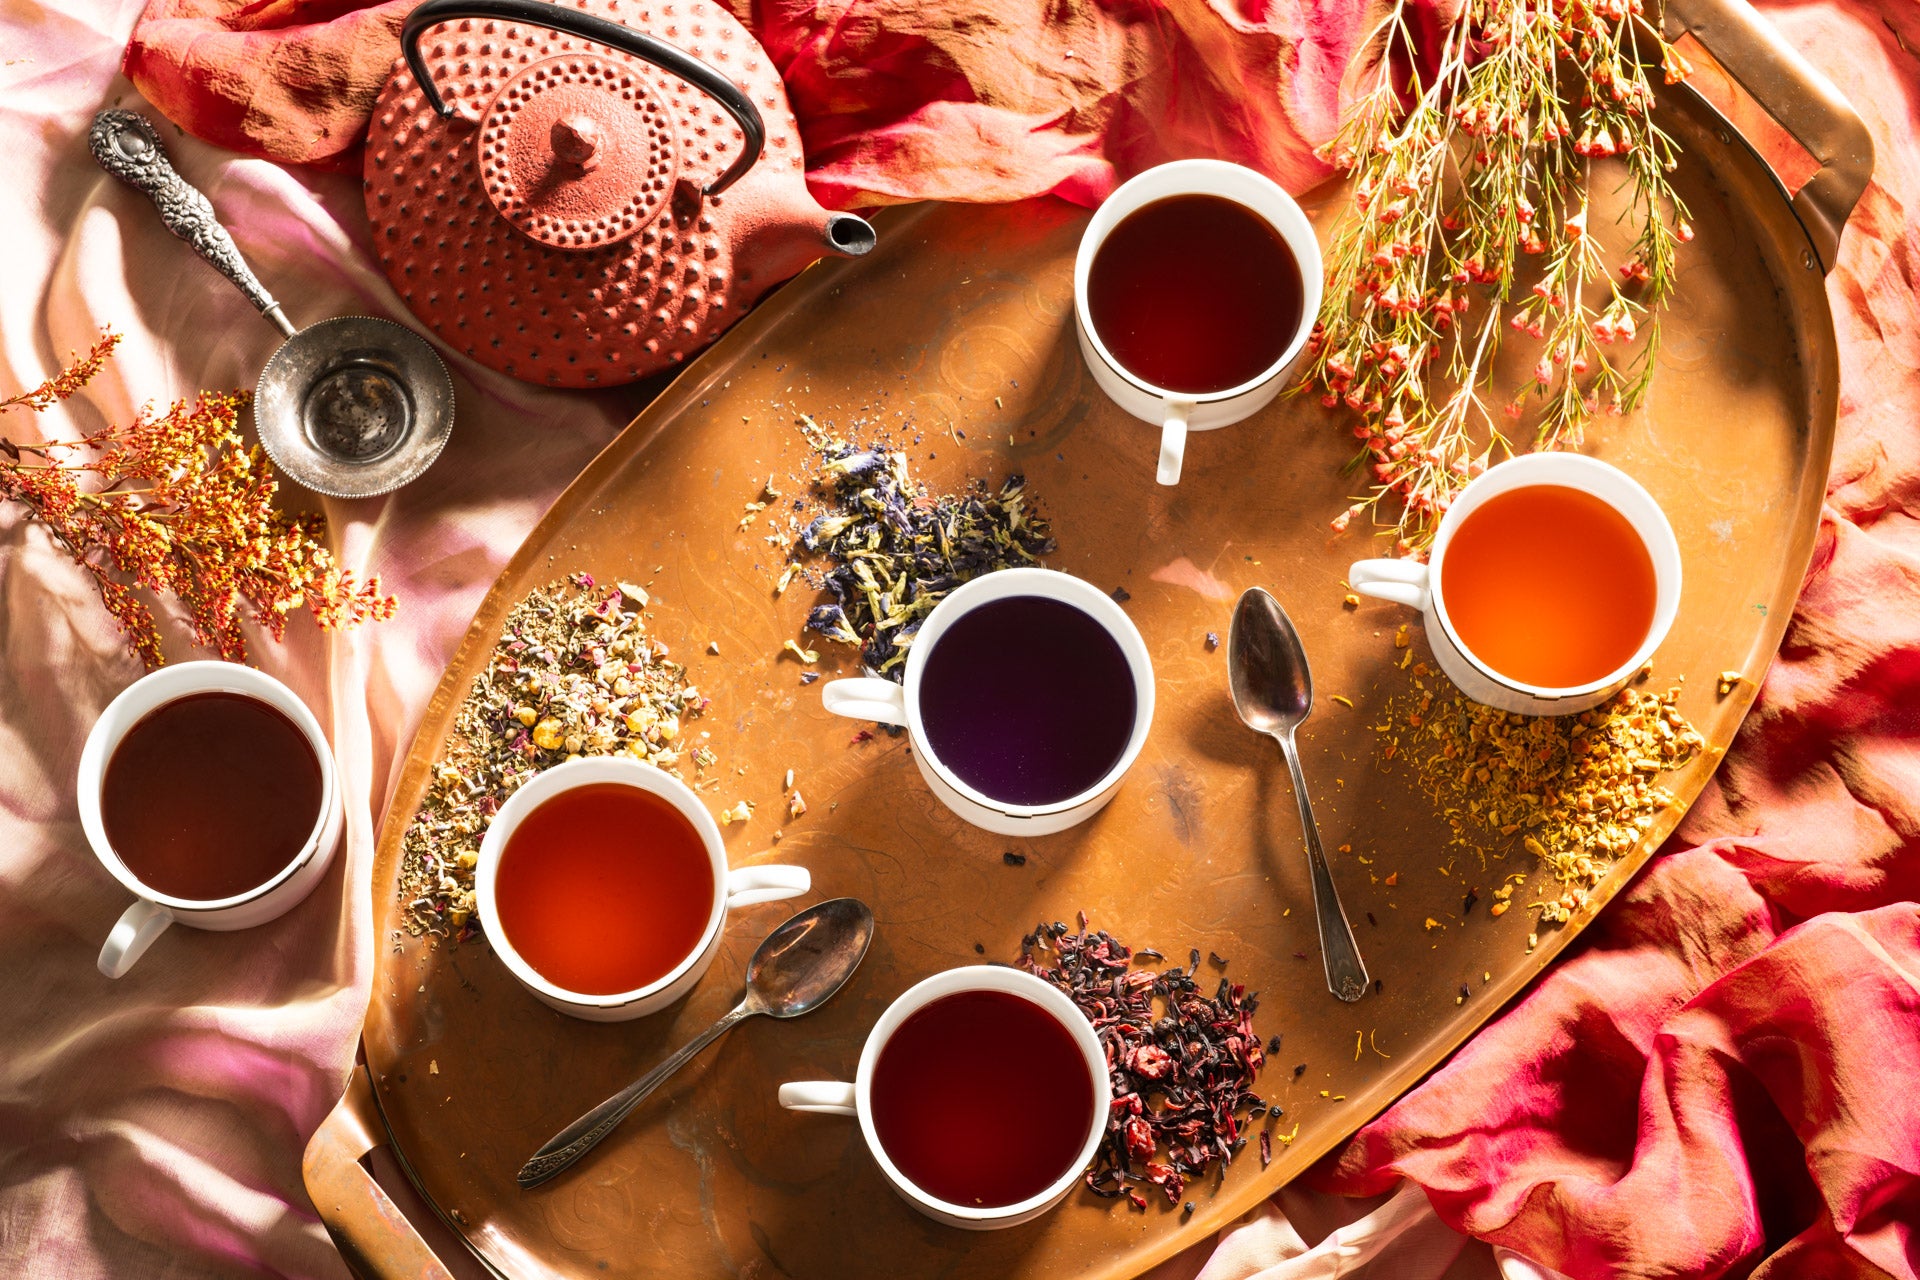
819,567,1154,836
475,757,810,1021
1075,158,1323,486
77,661,343,978
1349,453,1682,716
778,965,1109,1229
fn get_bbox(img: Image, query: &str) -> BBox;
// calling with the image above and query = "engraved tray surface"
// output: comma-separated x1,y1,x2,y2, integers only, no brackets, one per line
360,100,1837,1280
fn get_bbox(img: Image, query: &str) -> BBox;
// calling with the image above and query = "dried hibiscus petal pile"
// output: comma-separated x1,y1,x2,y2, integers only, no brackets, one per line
1018,916,1270,1210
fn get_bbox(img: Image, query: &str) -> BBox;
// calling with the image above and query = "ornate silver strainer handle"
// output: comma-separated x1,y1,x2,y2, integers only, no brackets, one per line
88,109,297,339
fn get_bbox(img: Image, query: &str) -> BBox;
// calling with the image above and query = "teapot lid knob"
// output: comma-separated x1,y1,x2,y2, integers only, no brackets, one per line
551,115,602,172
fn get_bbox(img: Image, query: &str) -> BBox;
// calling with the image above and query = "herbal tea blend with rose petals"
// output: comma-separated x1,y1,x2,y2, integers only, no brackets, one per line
398,576,711,938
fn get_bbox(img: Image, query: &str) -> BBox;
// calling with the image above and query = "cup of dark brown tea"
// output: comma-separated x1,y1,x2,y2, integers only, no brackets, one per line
779,965,1109,1229
818,567,1154,836
1075,158,1323,486
77,661,343,978
475,757,811,1021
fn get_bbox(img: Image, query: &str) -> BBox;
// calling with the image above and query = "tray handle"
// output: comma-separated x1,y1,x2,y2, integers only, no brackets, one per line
303,1065,457,1280
1663,0,1874,273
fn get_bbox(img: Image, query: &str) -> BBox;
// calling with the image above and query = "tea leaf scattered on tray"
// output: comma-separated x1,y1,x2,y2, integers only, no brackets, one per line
1020,915,1271,1211
781,418,1055,678
1379,654,1704,931
398,575,709,938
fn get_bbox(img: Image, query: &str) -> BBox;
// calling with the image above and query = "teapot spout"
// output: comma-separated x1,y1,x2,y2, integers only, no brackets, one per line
734,199,876,303
823,212,877,258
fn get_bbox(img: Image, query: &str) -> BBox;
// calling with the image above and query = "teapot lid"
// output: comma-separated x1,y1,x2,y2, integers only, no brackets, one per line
480,54,674,251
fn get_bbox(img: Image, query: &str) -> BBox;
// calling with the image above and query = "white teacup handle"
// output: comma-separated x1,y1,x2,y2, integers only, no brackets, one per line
99,899,174,979
779,1081,858,1115
725,865,811,909
1157,401,1192,486
1349,558,1431,611
820,677,907,727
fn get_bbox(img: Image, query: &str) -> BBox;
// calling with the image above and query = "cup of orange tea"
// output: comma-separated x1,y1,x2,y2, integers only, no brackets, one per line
476,757,810,1021
1349,453,1680,716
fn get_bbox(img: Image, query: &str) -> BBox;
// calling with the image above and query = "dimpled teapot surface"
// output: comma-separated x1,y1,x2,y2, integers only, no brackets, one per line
365,0,875,387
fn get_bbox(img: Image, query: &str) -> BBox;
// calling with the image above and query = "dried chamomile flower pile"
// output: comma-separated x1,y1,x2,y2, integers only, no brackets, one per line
1380,658,1704,927
780,419,1055,677
398,576,709,937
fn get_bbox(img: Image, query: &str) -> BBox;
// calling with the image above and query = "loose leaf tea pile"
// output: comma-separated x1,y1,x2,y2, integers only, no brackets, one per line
1380,658,1704,928
1019,917,1270,1210
783,420,1054,677
398,576,708,937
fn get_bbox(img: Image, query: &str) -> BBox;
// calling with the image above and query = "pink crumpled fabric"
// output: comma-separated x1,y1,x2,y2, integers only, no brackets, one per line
0,1,1915,1279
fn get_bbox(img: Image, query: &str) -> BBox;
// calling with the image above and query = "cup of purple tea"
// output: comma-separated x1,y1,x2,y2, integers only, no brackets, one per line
819,567,1154,835
778,965,1109,1229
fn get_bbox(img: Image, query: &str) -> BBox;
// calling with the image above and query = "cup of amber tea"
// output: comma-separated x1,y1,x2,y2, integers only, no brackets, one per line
1075,158,1323,486
77,661,344,978
1349,453,1682,716
778,965,1109,1229
475,757,811,1021
818,567,1155,836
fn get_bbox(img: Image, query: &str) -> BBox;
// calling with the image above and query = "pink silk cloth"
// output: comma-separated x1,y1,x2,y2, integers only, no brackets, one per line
0,0,1911,1277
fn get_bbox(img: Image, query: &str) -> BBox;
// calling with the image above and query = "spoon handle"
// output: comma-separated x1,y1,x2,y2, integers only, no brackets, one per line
517,1001,755,1189
87,110,298,339
1279,735,1370,1003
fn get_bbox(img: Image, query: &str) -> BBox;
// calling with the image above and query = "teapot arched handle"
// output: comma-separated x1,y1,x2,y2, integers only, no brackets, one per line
400,0,765,197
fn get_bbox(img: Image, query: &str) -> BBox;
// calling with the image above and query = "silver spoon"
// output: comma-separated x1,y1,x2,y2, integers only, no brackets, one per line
516,897,874,1189
1228,588,1370,1003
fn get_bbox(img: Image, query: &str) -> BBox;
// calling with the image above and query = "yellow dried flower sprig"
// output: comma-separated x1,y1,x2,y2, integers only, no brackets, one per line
0,329,394,666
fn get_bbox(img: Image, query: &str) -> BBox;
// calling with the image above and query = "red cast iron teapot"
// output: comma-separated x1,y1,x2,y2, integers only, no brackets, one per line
365,0,875,387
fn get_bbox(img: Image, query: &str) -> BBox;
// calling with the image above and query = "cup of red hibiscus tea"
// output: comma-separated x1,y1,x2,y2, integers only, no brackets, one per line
77,661,343,978
475,757,811,1021
1349,453,1682,716
1075,158,1323,486
819,566,1154,836
779,965,1109,1229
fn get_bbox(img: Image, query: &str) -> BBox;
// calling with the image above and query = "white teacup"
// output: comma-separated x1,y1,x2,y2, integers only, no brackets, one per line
778,965,1110,1230
1350,453,1682,716
78,661,344,979
819,567,1154,836
1074,158,1323,486
476,756,810,1022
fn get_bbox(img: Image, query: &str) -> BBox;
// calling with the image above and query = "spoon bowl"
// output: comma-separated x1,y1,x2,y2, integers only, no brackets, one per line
1229,587,1315,736
1228,588,1369,1003
518,897,874,1187
744,895,875,1018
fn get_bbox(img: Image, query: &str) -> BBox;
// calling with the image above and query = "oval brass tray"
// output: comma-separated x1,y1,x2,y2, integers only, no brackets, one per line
304,1,1869,1274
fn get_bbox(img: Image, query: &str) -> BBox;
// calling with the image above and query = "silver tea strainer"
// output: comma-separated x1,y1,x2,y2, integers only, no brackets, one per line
89,109,453,498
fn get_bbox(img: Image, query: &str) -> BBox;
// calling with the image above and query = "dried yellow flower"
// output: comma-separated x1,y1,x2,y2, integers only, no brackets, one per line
1382,659,1704,937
